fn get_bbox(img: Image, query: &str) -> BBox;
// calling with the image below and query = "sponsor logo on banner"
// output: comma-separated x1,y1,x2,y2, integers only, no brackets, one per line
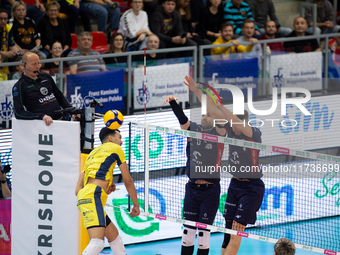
136,81,150,105
269,52,322,90
237,232,249,237
272,146,289,154
0,94,13,120
133,63,189,109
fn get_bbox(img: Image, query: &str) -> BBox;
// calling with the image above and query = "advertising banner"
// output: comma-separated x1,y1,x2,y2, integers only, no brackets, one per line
0,80,16,123
11,119,80,255
204,58,258,99
133,63,189,109
104,173,339,245
67,69,124,113
0,199,11,255
269,52,322,90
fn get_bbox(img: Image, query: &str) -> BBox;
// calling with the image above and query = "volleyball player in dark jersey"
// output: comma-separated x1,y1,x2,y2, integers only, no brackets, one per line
163,88,226,255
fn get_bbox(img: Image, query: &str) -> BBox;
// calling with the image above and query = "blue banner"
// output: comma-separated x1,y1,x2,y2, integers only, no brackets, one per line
67,69,124,113
204,57,258,99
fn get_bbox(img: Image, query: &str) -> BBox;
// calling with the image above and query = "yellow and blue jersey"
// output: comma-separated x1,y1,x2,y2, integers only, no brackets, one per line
83,142,126,187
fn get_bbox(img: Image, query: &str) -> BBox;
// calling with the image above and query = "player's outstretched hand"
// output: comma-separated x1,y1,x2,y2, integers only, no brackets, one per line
183,76,199,92
163,95,177,105
130,205,140,217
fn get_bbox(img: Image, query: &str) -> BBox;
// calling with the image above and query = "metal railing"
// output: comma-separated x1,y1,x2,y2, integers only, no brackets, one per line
0,46,197,115
1,32,340,114
198,32,340,96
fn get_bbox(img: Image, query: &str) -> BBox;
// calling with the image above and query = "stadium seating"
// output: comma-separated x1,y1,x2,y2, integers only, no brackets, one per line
90,31,109,54
70,33,78,50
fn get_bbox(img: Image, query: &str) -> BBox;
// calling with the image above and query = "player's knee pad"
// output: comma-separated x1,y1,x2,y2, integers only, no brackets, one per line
222,220,233,249
197,230,210,249
82,238,104,255
109,235,126,255
182,227,196,247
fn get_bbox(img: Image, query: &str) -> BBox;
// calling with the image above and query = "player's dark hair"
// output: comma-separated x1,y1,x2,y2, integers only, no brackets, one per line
243,19,255,27
0,8,8,15
236,110,249,121
99,127,120,143
274,238,295,255
220,22,234,31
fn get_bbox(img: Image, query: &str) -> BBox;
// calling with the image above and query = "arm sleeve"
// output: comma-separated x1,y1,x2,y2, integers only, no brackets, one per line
118,12,136,39
12,81,43,120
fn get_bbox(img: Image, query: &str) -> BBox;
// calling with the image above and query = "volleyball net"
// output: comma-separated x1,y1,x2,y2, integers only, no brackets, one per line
125,121,340,254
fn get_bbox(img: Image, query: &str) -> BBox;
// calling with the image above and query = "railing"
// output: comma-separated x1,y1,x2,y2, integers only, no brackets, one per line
1,32,340,114
198,32,340,96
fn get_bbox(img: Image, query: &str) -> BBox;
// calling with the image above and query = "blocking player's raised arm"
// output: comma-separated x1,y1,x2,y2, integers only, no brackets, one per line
216,103,253,138
183,76,226,121
163,95,190,130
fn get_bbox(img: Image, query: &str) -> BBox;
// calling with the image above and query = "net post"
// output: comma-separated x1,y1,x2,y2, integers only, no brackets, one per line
144,122,150,216
128,121,132,211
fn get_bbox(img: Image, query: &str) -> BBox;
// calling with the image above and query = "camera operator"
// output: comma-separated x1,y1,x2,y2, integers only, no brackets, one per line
12,52,78,126
0,159,11,199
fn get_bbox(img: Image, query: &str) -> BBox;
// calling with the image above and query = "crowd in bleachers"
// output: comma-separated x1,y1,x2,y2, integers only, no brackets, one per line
0,0,340,79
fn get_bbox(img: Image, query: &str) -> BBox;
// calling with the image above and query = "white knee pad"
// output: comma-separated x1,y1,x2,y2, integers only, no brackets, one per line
197,230,210,249
109,235,126,255
82,238,104,255
182,227,196,247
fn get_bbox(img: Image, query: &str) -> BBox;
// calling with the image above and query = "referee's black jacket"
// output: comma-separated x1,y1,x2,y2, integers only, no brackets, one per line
12,72,72,120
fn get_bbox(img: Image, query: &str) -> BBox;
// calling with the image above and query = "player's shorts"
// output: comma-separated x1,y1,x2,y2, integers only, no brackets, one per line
183,181,221,230
223,178,265,225
77,183,108,229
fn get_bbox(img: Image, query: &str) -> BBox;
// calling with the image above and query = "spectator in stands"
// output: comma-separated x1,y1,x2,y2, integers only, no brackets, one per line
0,8,25,78
10,1,46,59
38,1,72,58
43,41,69,75
105,32,127,64
58,0,91,33
329,28,340,67
118,0,153,51
68,31,108,74
12,56,24,79
149,0,197,52
196,0,224,43
237,19,262,58
258,20,285,52
305,0,340,36
82,0,120,39
284,17,321,53
0,159,11,199
133,34,166,62
0,0,45,24
143,0,158,18
211,22,248,59
176,0,210,46
223,0,260,36
245,0,292,37
274,238,295,255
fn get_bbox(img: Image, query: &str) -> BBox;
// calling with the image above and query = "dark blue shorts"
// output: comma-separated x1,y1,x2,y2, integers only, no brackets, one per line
183,181,220,230
223,178,265,225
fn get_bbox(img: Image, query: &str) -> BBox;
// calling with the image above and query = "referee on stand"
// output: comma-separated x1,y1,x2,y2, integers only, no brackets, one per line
12,52,74,126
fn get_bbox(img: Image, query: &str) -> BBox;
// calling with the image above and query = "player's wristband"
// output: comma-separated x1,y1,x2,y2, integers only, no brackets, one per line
169,100,188,125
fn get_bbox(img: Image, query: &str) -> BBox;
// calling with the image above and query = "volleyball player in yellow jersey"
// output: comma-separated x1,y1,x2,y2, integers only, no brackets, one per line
76,127,140,255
